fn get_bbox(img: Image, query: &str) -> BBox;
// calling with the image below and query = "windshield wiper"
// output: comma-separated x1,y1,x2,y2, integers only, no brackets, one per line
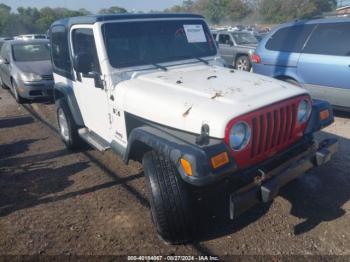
152,63,168,71
194,56,209,65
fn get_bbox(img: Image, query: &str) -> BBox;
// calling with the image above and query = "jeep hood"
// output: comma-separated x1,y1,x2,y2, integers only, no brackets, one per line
120,65,308,139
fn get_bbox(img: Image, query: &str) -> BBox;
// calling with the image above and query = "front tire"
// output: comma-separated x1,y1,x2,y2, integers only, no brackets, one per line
235,55,251,71
143,151,195,244
57,100,82,150
12,80,25,104
0,76,8,89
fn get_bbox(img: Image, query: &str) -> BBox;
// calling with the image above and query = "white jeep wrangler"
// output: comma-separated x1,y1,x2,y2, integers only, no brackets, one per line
50,13,338,244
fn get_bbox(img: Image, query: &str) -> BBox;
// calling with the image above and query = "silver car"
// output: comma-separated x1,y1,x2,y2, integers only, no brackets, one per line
213,30,258,71
0,39,54,103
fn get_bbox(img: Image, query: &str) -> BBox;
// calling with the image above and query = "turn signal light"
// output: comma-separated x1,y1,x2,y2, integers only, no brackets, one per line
320,109,330,121
180,158,193,177
211,152,230,169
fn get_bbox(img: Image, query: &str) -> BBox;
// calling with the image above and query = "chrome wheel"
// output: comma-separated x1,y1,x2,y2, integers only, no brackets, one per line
235,57,250,71
58,108,70,142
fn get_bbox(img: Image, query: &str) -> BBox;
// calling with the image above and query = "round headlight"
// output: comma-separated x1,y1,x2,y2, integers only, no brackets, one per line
298,99,311,123
229,122,251,151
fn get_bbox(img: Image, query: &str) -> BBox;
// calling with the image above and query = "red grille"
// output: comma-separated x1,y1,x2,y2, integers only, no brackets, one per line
225,95,311,169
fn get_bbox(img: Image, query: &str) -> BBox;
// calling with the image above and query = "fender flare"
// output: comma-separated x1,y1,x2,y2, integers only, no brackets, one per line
305,99,334,135
123,126,237,186
54,83,84,127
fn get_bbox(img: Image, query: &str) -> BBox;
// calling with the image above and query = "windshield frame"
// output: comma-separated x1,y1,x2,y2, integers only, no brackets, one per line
11,42,51,62
100,18,217,70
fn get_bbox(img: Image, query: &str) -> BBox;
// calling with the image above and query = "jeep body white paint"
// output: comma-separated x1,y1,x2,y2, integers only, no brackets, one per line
50,13,338,244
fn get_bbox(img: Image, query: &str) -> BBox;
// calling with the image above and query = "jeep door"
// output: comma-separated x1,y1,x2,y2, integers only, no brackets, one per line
70,26,111,140
298,22,350,108
217,32,235,66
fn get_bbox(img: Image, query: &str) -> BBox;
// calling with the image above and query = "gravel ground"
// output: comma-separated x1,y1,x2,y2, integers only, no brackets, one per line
0,87,349,257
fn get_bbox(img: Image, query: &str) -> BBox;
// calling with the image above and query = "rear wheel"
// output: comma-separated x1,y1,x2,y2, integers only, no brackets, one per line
235,55,251,71
57,100,82,150
143,151,195,244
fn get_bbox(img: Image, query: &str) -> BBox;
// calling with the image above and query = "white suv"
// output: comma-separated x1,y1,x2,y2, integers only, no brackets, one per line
50,13,338,244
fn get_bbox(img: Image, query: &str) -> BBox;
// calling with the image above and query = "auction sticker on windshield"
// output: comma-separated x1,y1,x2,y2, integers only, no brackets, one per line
183,24,207,43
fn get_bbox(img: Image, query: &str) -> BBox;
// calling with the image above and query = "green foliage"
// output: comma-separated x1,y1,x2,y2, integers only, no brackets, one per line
166,0,336,24
260,0,337,23
0,6,92,37
165,0,252,24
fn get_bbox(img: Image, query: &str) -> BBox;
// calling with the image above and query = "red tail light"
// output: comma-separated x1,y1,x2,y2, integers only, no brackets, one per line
251,53,261,64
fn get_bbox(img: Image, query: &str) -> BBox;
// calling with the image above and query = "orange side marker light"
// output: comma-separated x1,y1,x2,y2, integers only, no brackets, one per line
320,109,330,121
180,158,193,177
211,152,230,169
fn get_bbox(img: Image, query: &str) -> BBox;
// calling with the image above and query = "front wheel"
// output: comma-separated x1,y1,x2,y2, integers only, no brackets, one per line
235,55,251,71
12,80,26,104
0,76,8,89
143,151,196,244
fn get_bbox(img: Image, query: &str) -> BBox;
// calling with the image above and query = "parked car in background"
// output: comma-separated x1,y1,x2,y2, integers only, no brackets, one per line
213,30,258,71
15,34,47,40
0,39,54,103
253,31,268,42
253,16,350,111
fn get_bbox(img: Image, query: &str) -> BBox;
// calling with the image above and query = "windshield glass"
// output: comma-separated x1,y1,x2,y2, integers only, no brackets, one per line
12,42,50,62
102,19,216,68
231,32,258,45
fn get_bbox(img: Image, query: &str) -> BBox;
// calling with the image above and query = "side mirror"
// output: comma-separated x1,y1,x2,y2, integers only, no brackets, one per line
229,40,234,47
73,53,92,74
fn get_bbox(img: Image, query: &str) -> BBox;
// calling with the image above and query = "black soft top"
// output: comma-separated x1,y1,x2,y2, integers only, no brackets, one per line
51,13,204,29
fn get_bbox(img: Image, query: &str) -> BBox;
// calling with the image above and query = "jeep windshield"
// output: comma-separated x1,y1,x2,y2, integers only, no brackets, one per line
102,19,216,68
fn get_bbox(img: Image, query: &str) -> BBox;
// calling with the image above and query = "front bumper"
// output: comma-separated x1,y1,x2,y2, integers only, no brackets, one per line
17,80,54,98
229,138,338,219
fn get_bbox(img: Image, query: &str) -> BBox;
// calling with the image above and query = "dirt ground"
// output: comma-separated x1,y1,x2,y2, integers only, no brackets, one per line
0,86,349,257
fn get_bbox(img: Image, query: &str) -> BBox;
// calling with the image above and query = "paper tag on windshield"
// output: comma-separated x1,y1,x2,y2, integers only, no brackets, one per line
183,24,207,43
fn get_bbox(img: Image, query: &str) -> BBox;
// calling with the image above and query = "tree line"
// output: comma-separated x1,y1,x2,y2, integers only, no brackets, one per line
0,0,337,36
0,4,127,37
165,0,337,24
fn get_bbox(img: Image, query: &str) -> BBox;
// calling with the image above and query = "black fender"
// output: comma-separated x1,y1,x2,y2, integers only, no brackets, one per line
124,126,238,186
54,83,85,127
305,99,334,135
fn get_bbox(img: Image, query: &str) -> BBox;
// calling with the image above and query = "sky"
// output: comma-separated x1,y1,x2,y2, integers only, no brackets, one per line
0,0,184,12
